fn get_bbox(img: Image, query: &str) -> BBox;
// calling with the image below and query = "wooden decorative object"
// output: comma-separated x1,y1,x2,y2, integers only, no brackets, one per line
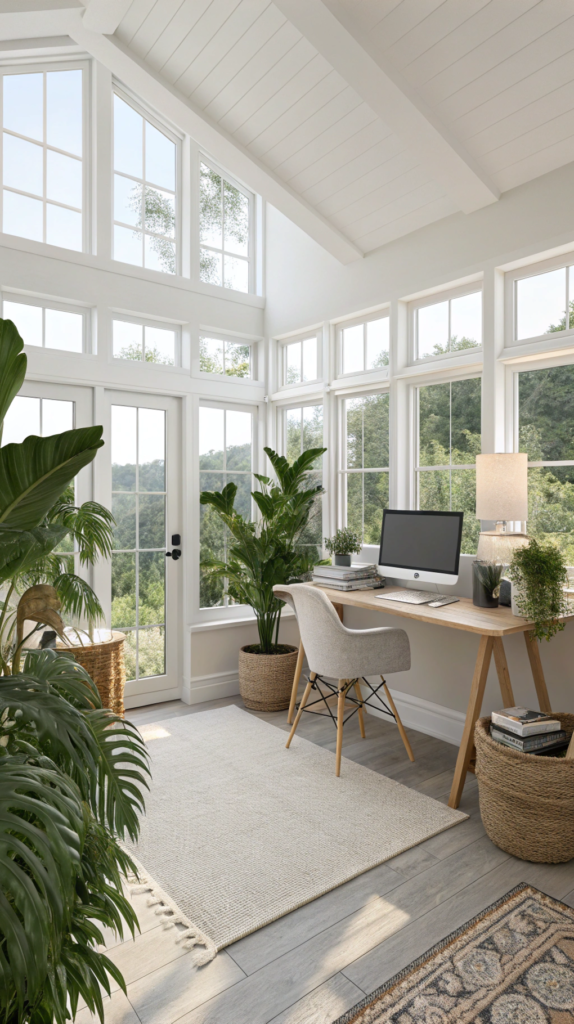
57,631,127,717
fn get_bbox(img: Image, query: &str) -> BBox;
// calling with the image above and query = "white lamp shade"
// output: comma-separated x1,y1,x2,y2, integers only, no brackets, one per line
475,453,528,522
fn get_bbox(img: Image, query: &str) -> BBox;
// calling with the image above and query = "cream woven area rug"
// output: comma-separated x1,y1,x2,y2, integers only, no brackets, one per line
127,705,467,963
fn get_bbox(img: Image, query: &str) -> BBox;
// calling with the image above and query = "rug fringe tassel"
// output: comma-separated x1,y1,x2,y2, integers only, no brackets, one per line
123,852,217,965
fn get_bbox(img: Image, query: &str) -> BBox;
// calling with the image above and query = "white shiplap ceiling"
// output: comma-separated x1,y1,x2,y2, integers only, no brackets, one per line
6,0,574,262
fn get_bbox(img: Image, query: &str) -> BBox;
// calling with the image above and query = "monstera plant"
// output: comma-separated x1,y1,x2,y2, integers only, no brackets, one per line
0,319,150,1024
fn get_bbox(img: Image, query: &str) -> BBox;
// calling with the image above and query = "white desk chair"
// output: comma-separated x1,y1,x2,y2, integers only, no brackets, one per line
274,583,415,776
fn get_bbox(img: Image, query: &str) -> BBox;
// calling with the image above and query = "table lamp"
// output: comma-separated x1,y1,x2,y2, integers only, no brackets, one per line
475,453,529,563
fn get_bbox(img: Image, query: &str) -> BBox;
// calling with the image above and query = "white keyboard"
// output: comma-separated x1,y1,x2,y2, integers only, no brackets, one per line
376,589,459,608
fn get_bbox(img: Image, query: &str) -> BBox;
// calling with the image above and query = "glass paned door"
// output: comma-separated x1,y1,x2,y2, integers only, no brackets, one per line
103,392,181,706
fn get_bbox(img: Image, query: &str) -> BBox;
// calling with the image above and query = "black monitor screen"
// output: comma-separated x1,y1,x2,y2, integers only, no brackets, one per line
378,510,464,575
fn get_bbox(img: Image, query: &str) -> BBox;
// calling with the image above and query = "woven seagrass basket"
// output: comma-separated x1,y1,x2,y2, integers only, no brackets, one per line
238,645,298,712
58,632,126,717
475,714,574,863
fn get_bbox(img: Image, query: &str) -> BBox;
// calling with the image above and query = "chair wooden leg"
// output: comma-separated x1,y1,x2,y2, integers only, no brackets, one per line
335,680,348,777
354,680,366,738
287,641,305,725
382,679,415,762
285,673,315,748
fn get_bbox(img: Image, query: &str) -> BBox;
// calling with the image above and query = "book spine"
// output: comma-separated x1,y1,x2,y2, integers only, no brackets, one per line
491,728,566,751
491,714,560,737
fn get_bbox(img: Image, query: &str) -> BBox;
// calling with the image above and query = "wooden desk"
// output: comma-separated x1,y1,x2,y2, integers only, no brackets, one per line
290,584,572,809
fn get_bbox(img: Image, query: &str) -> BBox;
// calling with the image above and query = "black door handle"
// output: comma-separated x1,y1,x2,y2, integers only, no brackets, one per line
165,549,181,561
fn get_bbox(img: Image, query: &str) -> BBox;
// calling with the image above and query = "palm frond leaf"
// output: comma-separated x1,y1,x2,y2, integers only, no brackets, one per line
0,318,26,438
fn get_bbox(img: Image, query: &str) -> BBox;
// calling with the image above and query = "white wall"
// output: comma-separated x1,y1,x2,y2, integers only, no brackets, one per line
264,161,574,736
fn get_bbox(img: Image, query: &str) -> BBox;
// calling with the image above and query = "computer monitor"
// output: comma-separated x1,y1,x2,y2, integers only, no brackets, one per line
378,509,464,585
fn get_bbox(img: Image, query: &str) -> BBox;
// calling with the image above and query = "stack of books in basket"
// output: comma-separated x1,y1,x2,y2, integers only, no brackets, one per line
312,563,385,592
490,707,568,756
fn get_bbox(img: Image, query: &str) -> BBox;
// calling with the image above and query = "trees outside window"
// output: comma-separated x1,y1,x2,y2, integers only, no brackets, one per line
416,291,482,360
199,162,251,293
113,319,176,365
2,67,84,250
285,404,323,561
199,406,253,608
515,265,574,341
417,378,481,554
343,393,389,544
518,363,574,563
113,94,177,275
283,336,318,385
199,335,251,378
341,316,389,375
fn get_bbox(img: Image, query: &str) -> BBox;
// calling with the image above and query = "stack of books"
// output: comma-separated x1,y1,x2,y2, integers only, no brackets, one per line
490,707,568,756
312,563,384,592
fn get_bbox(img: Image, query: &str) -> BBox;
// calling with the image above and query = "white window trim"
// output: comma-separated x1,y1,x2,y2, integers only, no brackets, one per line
505,249,574,349
335,309,390,380
0,58,91,254
338,385,390,542
197,327,257,383
112,83,182,278
111,311,182,369
277,329,322,391
198,154,256,296
408,282,483,366
196,398,259,621
2,290,92,354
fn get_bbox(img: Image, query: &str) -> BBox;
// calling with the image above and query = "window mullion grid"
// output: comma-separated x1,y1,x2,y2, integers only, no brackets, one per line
449,381,452,510
140,119,146,267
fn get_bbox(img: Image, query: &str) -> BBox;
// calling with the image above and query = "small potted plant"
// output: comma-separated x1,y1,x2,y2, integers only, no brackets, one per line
324,527,362,567
472,560,504,608
508,539,569,641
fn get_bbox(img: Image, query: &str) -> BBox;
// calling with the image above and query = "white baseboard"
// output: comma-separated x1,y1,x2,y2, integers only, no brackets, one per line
182,669,240,705
368,687,465,747
124,686,181,710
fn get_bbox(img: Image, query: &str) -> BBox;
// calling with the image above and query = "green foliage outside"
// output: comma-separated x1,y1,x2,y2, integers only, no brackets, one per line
0,318,150,1023
200,446,327,652
199,338,250,378
129,185,175,275
199,165,249,285
346,394,389,545
424,334,480,358
116,341,174,365
286,406,324,561
548,299,574,333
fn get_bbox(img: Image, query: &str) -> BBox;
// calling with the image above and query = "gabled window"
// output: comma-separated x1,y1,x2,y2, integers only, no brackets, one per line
199,334,252,379
1,66,84,251
199,161,252,293
112,317,177,366
413,289,482,361
113,93,177,275
3,296,86,353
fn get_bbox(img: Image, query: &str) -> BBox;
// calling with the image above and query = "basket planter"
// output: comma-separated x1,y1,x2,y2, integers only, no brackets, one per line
475,714,574,863
57,631,127,717
238,645,299,712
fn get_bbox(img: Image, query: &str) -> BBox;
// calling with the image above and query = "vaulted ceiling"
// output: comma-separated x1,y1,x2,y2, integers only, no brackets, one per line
4,0,574,262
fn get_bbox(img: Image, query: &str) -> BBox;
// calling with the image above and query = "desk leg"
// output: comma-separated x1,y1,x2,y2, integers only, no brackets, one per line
333,602,344,622
492,637,515,708
524,631,552,714
448,635,493,810
288,641,306,725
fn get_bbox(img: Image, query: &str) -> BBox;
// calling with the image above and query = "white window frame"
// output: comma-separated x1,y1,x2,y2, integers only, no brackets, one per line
198,328,256,382
413,370,482,513
112,84,181,277
409,283,483,365
278,330,321,390
277,396,326,553
0,59,90,253
198,155,255,295
197,398,258,619
505,251,574,349
338,386,390,543
336,310,390,379
2,291,91,354
111,311,181,369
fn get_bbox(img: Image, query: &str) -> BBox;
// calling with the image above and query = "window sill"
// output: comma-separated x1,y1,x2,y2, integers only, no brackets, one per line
190,609,295,633
394,351,483,379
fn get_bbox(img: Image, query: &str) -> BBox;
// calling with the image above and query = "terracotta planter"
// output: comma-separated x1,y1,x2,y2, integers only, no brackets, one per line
238,645,299,712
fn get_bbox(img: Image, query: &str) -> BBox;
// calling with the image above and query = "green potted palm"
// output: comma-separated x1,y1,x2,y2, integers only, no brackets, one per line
324,527,362,567
0,318,150,1023
200,446,326,711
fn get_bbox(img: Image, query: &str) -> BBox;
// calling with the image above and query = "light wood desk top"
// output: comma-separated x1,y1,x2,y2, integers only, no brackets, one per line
314,583,574,637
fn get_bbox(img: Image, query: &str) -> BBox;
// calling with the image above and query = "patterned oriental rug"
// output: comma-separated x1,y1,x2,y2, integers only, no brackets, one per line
334,885,574,1024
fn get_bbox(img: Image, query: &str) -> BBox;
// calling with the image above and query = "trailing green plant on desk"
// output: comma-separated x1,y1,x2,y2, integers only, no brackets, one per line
0,318,150,1023
508,539,568,642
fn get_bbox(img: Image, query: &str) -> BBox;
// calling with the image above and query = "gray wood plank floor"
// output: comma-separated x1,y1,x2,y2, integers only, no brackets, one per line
76,695,574,1024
